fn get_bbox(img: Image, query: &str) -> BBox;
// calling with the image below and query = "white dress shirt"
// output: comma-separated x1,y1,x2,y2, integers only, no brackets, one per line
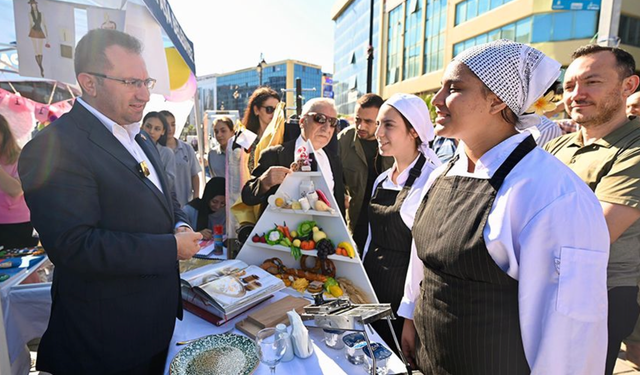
295,135,334,192
77,98,163,193
399,132,610,374
362,153,437,259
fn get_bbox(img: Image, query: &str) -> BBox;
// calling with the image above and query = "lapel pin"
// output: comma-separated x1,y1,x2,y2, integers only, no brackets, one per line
137,161,150,178
140,134,147,141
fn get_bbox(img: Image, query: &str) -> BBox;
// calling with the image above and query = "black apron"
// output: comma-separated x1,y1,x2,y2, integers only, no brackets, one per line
364,153,426,353
412,136,536,375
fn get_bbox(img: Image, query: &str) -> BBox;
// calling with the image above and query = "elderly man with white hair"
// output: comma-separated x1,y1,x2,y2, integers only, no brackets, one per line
242,98,346,217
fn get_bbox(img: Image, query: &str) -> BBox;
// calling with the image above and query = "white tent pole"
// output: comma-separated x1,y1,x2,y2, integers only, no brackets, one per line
193,90,205,195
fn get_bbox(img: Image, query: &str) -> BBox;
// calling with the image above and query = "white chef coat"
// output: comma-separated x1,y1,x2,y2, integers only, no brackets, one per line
361,152,438,259
398,132,610,375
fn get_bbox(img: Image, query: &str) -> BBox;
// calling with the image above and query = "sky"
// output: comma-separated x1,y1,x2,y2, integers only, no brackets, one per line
169,0,337,77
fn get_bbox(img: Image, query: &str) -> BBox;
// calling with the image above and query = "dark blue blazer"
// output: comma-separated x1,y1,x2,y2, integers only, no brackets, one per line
19,102,188,374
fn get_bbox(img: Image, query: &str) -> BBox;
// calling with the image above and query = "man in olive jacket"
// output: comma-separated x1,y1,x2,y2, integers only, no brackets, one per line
338,94,393,255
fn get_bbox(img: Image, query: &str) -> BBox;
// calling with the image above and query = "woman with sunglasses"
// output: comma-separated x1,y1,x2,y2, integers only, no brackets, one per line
361,93,441,355
141,111,176,190
400,40,608,374
242,98,346,217
241,87,281,174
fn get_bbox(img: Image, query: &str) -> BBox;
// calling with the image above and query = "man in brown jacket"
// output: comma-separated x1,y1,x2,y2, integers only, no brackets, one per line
338,94,393,255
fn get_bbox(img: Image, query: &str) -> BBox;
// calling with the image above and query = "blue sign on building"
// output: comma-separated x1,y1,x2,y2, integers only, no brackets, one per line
551,0,601,10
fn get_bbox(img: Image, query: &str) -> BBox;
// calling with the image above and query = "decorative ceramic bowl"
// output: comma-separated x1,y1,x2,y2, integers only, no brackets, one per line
170,333,259,375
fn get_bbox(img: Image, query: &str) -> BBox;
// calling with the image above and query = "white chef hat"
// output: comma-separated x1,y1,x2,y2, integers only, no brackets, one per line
454,39,561,130
382,93,442,167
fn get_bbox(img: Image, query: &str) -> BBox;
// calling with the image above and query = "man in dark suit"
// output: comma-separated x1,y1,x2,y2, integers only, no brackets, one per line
18,29,202,375
242,98,346,217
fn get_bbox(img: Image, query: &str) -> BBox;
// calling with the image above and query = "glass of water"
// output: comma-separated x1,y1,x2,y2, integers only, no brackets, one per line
256,327,289,374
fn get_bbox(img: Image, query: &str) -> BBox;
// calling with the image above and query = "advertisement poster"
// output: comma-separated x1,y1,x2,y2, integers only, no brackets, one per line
87,7,125,32
13,0,76,84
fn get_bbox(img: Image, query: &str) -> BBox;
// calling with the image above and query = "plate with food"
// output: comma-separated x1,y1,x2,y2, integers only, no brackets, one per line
170,333,258,375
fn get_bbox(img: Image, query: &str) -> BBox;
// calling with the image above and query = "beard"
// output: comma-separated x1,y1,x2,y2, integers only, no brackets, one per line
566,89,625,128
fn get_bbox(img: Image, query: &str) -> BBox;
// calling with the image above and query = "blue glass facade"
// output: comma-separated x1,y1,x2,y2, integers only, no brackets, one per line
404,0,423,79
387,5,404,85
424,0,447,74
455,0,515,25
215,62,322,113
333,0,381,115
453,11,598,56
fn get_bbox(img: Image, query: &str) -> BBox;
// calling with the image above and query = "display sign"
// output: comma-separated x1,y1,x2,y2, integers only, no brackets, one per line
551,0,600,10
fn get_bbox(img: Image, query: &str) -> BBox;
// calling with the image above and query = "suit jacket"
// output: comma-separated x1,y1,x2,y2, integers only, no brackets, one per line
241,139,346,218
19,102,188,374
338,125,393,234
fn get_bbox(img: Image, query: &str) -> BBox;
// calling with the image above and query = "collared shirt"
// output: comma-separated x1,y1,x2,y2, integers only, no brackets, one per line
170,138,201,207
77,98,163,193
545,117,640,288
362,153,437,258
401,132,609,374
294,136,334,192
207,144,226,178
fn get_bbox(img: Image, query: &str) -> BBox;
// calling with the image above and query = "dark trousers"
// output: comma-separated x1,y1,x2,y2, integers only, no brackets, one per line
112,347,168,375
0,222,39,249
606,286,640,375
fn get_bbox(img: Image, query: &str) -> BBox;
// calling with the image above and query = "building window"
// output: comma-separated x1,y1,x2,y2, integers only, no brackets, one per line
424,0,447,74
455,0,515,26
620,15,640,47
350,52,356,64
386,5,403,85
454,11,596,56
404,0,423,79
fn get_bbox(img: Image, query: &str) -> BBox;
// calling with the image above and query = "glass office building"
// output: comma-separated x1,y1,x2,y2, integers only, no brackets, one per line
213,60,323,116
332,0,382,115
335,0,640,100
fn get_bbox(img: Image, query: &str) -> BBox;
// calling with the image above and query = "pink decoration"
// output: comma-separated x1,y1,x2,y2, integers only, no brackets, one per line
164,71,197,102
0,93,35,140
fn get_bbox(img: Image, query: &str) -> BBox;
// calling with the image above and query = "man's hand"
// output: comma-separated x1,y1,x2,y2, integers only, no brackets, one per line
401,319,417,369
259,166,292,193
175,231,203,260
200,228,213,240
175,226,193,234
344,194,351,210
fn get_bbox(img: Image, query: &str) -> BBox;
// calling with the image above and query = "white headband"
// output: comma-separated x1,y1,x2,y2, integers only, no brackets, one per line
381,93,442,167
454,39,561,130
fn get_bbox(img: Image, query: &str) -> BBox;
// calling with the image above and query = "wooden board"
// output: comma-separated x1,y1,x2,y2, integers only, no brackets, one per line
236,296,309,339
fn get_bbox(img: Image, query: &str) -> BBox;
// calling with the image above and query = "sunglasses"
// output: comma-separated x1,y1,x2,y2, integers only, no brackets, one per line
307,112,338,128
261,105,276,114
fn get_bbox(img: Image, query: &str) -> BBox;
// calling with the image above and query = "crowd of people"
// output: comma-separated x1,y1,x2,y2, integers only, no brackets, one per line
2,27,639,374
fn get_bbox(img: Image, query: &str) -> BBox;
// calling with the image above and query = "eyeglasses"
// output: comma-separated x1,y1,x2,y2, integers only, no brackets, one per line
307,112,338,128
87,72,157,90
261,105,276,114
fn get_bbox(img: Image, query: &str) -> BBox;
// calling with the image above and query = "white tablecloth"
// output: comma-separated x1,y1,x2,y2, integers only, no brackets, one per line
165,292,408,375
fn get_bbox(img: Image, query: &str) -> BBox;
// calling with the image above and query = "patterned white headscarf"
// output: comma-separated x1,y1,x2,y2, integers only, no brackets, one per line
454,39,561,130
382,93,442,167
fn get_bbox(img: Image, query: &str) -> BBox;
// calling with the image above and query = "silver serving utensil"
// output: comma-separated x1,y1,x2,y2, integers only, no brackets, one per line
175,328,234,346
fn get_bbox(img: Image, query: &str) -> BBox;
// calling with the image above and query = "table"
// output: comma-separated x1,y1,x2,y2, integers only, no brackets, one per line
0,255,51,375
165,292,408,375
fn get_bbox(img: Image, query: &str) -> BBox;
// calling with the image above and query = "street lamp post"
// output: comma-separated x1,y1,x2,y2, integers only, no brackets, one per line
257,55,267,87
233,86,240,111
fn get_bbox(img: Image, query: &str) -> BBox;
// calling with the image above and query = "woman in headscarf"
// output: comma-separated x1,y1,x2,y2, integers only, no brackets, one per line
399,40,610,374
182,177,225,240
362,93,441,355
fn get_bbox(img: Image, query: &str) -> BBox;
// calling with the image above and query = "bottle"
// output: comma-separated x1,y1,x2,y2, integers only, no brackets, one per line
276,324,294,362
213,225,224,255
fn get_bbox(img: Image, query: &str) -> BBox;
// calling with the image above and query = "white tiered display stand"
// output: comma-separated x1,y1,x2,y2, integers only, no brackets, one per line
236,171,378,304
